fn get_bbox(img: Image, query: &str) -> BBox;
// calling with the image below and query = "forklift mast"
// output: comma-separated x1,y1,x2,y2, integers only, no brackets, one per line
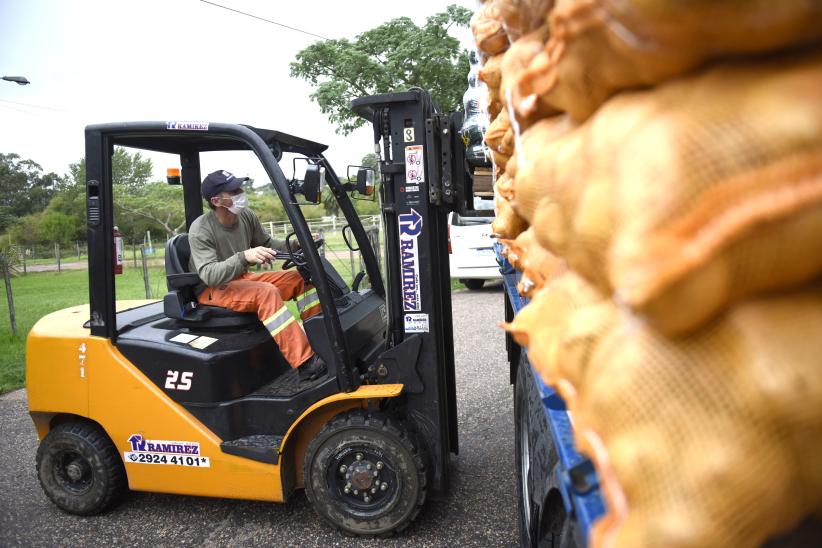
352,89,479,495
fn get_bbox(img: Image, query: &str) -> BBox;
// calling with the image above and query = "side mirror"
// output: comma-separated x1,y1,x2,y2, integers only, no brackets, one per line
301,164,325,204
346,165,377,199
356,167,375,196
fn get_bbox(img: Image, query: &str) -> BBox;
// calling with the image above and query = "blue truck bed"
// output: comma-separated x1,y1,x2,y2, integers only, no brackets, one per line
497,244,606,545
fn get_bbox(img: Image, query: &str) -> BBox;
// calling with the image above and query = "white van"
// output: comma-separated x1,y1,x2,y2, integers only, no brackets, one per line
448,212,501,290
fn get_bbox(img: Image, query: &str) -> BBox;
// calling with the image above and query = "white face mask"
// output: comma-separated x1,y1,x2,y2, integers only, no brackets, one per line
226,191,248,215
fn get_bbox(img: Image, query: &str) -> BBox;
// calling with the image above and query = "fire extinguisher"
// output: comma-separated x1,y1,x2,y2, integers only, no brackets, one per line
113,226,124,275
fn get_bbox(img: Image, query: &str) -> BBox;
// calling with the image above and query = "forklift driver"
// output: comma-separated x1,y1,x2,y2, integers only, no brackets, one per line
188,169,327,381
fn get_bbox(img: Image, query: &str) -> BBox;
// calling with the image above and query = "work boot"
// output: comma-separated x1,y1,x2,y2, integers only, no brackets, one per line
298,354,327,381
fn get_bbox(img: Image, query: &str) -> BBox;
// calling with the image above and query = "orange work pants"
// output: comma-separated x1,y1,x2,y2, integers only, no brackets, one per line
197,270,322,368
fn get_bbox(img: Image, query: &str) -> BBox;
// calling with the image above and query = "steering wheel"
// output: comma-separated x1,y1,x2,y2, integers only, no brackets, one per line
281,249,304,271
281,233,325,278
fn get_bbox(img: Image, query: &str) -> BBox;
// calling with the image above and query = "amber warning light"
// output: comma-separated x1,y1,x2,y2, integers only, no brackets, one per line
167,168,182,185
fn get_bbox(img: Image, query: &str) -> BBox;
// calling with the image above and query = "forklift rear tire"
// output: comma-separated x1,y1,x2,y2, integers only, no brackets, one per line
303,409,427,537
36,421,126,516
462,279,485,290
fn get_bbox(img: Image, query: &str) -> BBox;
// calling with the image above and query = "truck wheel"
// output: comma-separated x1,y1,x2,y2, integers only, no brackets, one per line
36,422,126,515
462,279,485,290
515,356,560,547
304,410,427,537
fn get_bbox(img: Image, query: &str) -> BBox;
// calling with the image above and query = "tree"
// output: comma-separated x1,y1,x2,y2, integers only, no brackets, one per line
32,172,64,212
361,152,379,171
7,213,46,245
66,148,168,240
290,4,472,135
112,147,153,190
248,191,287,224
114,183,187,239
40,211,77,245
0,153,63,230
322,189,341,218
69,147,153,190
68,158,86,191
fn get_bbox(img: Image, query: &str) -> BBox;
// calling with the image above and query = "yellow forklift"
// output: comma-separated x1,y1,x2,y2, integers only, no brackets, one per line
27,91,479,536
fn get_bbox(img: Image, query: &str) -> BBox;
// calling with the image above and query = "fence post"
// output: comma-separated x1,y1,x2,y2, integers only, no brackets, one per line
22,249,26,275
1,254,17,335
140,246,151,299
367,226,381,272
55,242,61,273
76,240,81,260
317,228,325,258
133,243,137,268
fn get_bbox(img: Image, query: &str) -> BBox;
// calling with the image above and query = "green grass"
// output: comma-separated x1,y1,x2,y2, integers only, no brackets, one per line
0,265,166,395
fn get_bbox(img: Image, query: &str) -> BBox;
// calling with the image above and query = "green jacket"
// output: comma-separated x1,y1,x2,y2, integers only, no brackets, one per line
188,208,287,292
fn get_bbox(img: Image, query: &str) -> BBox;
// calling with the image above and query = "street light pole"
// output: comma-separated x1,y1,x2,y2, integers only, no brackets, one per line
1,76,30,85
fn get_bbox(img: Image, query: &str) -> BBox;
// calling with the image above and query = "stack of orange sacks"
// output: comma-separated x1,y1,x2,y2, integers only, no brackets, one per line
471,1,822,547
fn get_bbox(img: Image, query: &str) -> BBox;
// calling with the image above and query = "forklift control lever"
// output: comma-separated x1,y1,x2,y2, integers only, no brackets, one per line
351,271,366,292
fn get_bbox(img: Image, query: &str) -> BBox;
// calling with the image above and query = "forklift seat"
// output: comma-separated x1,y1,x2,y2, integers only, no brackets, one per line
162,234,260,328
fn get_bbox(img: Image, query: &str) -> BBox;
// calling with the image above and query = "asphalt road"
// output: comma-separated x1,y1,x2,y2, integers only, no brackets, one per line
0,284,518,547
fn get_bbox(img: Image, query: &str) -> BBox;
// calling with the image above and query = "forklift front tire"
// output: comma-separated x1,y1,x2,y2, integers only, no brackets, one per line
36,421,126,516
304,410,427,537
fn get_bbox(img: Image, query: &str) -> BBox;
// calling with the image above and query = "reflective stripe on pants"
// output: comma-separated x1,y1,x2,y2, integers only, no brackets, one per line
263,306,296,336
198,269,319,368
296,288,321,320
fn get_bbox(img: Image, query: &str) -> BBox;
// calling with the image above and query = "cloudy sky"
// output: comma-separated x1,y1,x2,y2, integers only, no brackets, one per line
0,0,476,183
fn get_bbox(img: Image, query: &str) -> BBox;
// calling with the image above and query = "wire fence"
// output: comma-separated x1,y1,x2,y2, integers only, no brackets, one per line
263,215,381,240
18,241,88,267
0,216,386,336
5,214,386,289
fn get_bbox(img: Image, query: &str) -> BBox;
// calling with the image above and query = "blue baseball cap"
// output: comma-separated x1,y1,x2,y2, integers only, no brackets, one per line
201,170,248,201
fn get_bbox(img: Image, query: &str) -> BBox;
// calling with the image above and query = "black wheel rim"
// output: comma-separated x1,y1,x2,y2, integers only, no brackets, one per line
518,390,533,539
325,444,401,519
53,450,94,495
